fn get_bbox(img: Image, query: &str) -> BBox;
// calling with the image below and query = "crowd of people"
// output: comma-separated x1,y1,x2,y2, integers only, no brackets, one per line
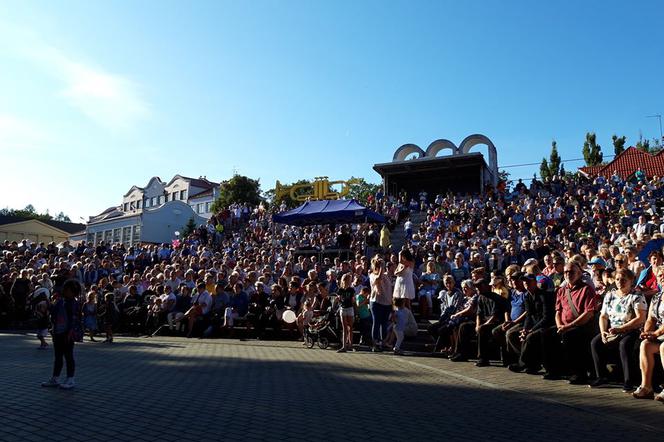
0,171,663,403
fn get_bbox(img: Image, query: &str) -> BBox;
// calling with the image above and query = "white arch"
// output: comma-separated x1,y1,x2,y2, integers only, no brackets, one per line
425,139,458,157
459,134,498,184
393,144,425,161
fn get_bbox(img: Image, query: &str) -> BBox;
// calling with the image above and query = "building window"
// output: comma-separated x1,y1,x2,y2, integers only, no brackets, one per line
87,233,94,244
205,202,211,213
122,226,132,246
112,228,121,244
151,197,157,206
180,190,187,200
104,230,112,243
197,203,203,214
137,199,142,209
172,192,178,201
159,195,165,205
95,231,103,245
123,203,129,212
144,199,150,208
132,225,141,244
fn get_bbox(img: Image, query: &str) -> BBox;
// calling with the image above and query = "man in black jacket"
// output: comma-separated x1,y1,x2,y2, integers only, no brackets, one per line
507,273,555,374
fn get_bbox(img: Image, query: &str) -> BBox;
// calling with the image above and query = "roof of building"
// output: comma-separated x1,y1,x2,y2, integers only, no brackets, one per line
578,147,664,180
180,176,219,189
189,188,214,199
0,215,86,234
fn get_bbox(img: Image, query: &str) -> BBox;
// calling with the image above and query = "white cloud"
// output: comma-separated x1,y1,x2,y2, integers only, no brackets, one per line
34,45,150,130
0,22,149,130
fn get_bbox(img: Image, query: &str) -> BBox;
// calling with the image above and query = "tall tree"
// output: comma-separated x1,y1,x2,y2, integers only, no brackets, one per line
612,134,626,156
548,140,561,177
344,177,381,203
540,158,550,180
582,132,603,166
210,174,262,212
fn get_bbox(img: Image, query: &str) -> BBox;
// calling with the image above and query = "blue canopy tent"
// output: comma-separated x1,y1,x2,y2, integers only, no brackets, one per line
272,199,385,226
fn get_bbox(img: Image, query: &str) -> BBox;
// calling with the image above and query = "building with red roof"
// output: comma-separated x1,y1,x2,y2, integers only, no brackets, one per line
578,147,664,180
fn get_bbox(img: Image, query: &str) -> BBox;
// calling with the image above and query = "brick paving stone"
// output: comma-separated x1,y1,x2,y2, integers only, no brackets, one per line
1,333,662,441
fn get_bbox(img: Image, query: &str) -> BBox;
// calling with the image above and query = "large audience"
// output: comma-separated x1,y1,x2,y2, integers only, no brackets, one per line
2,172,664,403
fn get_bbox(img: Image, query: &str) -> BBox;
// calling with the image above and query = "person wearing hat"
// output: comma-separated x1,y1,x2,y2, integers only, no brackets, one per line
588,257,607,295
486,248,505,274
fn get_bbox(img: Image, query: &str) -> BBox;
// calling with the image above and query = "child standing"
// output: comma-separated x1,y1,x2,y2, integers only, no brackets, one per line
297,300,314,342
82,292,98,342
101,293,119,343
355,286,372,346
391,298,408,355
33,289,50,349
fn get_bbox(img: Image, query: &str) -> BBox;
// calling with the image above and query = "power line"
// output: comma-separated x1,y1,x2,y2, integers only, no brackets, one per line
499,154,616,169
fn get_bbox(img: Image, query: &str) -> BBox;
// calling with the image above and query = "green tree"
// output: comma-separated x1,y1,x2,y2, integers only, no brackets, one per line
344,177,381,203
548,140,561,177
498,169,512,189
0,204,63,221
582,132,603,166
612,135,626,156
55,212,71,222
540,158,550,180
211,174,262,212
181,217,197,237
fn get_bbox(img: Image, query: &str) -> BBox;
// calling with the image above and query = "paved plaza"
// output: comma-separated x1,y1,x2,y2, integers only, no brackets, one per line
1,333,662,442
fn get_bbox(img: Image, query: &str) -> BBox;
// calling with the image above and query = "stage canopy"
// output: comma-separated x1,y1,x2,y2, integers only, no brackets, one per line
272,199,385,226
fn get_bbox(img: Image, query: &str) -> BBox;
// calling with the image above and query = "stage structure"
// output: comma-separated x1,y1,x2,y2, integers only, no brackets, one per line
373,134,499,196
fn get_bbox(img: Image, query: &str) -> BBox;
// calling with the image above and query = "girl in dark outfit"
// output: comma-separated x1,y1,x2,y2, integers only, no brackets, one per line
42,280,82,390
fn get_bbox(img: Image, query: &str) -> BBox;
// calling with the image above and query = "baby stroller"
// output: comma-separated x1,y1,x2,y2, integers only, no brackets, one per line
304,301,341,350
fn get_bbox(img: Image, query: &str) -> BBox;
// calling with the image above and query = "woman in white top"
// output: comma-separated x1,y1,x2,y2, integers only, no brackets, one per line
393,249,415,309
589,268,647,390
369,257,393,351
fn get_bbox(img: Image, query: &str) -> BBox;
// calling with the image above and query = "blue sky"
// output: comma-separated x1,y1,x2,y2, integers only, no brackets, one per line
1,0,663,221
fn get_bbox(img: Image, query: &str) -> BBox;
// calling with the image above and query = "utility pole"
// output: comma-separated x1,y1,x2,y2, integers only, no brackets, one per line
647,114,663,143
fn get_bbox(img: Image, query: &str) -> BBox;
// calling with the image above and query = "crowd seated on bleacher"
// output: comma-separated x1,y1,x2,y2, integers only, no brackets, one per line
2,173,664,404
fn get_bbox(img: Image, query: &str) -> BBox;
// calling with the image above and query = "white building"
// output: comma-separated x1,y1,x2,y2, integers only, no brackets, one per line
84,175,219,246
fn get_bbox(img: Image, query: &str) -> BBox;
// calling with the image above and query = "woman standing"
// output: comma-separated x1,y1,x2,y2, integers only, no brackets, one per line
589,269,647,391
337,273,355,353
369,257,393,352
42,280,82,390
393,250,415,309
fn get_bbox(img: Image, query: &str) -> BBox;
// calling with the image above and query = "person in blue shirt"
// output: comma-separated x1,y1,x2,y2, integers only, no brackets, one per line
223,283,249,329
492,269,528,367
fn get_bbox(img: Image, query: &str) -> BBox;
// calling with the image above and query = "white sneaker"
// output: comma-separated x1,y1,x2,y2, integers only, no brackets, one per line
41,377,59,388
58,377,75,390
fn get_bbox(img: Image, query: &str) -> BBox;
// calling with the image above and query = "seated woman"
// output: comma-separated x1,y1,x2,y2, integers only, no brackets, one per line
428,275,463,354
633,265,664,401
589,268,647,391
447,280,479,360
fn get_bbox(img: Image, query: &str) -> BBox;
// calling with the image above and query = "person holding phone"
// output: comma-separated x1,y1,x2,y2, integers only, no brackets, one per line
633,265,664,401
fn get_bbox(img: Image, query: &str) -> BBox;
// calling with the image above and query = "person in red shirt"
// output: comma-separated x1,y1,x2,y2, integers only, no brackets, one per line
542,262,597,384
636,250,662,300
